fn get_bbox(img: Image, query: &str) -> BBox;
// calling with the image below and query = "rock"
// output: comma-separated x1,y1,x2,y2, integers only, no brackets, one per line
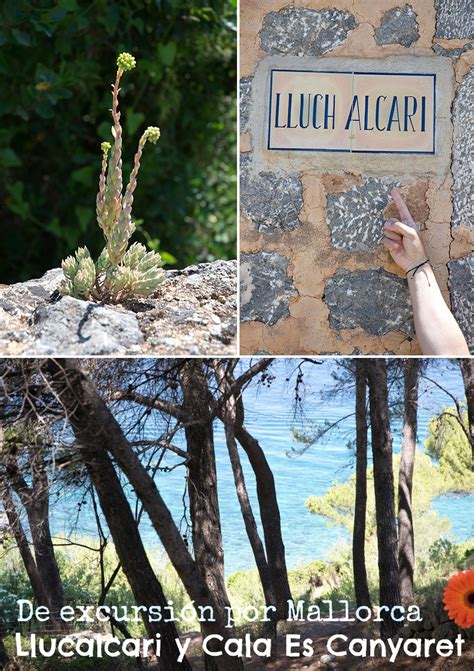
432,42,473,57
260,6,356,57
324,268,414,337
33,297,144,356
434,0,474,39
375,5,419,47
452,68,473,231
240,251,297,325
240,154,303,233
448,254,474,353
240,77,253,133
0,261,237,356
326,178,397,251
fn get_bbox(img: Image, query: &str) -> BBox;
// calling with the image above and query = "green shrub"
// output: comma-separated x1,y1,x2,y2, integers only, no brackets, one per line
0,0,237,283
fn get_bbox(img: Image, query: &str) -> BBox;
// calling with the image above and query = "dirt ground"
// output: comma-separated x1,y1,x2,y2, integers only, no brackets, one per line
187,620,474,670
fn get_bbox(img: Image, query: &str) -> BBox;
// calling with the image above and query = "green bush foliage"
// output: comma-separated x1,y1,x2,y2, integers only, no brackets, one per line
0,0,237,283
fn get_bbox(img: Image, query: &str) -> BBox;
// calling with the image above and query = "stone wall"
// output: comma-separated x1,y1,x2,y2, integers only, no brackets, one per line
240,0,473,354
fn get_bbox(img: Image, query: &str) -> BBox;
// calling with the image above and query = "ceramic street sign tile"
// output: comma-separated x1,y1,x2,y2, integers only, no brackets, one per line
249,56,454,176
268,69,436,154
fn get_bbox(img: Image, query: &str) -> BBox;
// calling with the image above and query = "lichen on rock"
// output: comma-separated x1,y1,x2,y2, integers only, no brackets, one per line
240,251,297,326
324,267,414,337
240,153,303,233
434,0,474,39
240,77,253,133
326,178,398,252
260,6,356,57
452,68,473,231
375,5,419,47
448,254,474,353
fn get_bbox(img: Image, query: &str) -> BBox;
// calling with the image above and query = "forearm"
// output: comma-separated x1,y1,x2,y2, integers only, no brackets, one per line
407,265,470,356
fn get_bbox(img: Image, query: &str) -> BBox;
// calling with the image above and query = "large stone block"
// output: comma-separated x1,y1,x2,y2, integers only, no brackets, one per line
324,268,414,336
240,153,303,233
240,251,297,325
375,5,419,47
434,0,474,39
452,68,473,231
326,178,397,251
448,254,474,353
260,6,356,57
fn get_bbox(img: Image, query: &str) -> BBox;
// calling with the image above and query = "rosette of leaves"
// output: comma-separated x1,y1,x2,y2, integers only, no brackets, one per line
60,52,164,302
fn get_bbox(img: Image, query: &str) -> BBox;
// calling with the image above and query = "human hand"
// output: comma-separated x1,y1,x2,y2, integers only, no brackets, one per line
382,189,428,273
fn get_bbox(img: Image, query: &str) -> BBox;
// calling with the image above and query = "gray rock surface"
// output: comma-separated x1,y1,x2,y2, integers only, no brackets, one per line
240,77,253,133
448,254,474,353
324,268,414,336
452,68,473,231
0,261,237,356
240,153,303,233
34,297,143,356
432,42,473,57
434,0,474,39
326,179,397,251
240,251,297,325
260,6,356,57
375,5,419,47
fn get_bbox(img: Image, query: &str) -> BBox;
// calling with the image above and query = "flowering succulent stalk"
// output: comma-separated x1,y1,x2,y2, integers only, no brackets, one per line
96,142,111,236
60,53,165,302
109,126,161,265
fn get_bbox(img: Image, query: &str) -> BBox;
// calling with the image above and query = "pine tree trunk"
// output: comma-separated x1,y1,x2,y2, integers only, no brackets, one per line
398,359,419,605
27,500,65,618
459,359,474,465
366,360,401,638
48,359,244,671
352,361,371,608
0,636,9,669
179,363,229,616
1,484,50,608
216,369,277,641
79,442,192,671
233,399,292,619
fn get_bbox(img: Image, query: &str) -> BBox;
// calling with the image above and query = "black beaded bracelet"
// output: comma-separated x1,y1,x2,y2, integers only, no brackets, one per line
406,259,430,279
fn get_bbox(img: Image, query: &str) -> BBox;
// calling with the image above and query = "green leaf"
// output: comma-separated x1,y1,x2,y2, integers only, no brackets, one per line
159,251,177,265
126,110,145,136
158,42,177,67
75,205,93,232
71,165,95,187
3,0,28,24
58,0,78,10
46,7,68,22
6,180,29,218
97,121,112,141
0,148,21,167
11,29,31,46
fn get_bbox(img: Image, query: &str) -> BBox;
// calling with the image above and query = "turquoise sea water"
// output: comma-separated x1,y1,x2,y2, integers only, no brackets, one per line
52,360,474,574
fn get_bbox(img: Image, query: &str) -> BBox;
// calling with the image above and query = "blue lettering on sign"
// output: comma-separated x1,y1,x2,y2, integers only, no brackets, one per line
267,69,436,154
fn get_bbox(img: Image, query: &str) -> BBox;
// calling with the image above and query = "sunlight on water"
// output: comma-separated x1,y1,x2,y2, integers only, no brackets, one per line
51,360,473,574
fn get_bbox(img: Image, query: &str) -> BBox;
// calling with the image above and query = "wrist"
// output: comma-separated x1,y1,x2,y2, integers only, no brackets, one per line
406,259,432,280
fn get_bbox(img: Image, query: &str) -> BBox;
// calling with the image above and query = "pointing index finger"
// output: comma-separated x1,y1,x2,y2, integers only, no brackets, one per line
391,189,415,228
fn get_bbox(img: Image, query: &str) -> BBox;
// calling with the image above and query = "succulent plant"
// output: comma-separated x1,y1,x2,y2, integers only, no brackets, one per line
60,52,165,302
